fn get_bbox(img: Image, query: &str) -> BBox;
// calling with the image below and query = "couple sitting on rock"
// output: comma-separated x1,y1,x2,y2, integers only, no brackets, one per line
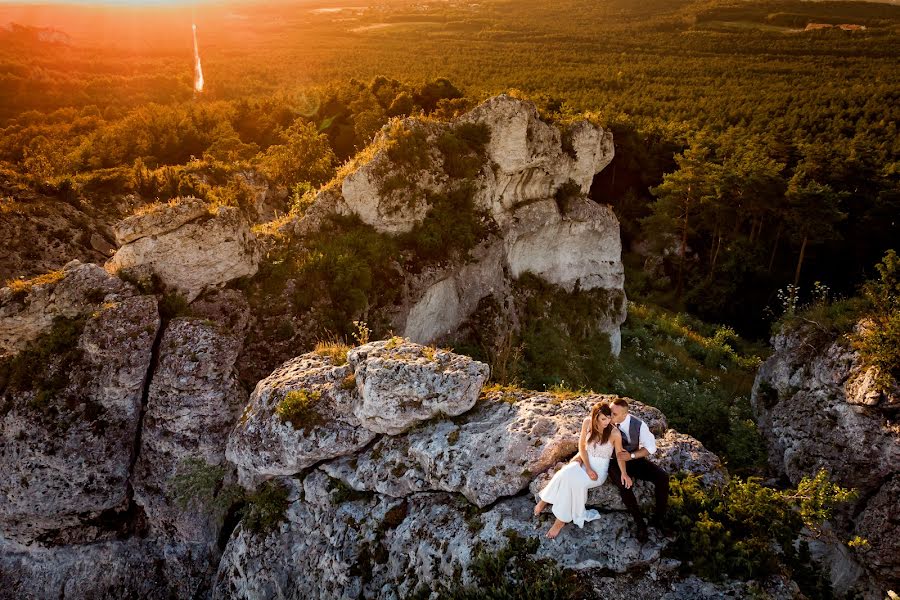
534,398,669,542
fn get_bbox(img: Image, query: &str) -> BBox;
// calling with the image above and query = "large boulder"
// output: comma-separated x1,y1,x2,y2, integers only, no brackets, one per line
0,260,133,356
106,199,259,302
347,339,490,435
0,294,160,543
226,352,376,485
752,323,900,595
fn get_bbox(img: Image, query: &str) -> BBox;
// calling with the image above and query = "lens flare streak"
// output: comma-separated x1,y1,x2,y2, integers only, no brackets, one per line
192,23,204,93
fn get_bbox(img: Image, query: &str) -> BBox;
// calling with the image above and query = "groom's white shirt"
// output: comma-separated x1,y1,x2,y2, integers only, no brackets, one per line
619,414,657,455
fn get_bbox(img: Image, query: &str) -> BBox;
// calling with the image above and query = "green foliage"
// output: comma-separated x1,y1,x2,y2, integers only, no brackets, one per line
241,480,290,535
256,119,337,187
276,389,323,430
667,470,853,596
854,249,900,387
0,316,86,418
158,292,191,321
168,458,244,527
328,477,370,504
400,184,489,264
418,530,583,600
436,122,491,179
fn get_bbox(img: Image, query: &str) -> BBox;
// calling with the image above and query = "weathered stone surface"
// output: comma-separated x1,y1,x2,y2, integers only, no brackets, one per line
213,471,666,600
0,295,159,543
323,390,666,507
348,339,490,435
107,202,259,302
752,323,900,595
112,197,209,246
853,475,900,591
0,260,133,356
461,95,614,221
0,536,212,600
133,294,249,542
226,352,375,485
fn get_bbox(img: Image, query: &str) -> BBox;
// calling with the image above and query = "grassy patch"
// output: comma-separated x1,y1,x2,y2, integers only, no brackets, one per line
276,389,323,430
168,457,244,528
313,340,350,365
4,269,65,298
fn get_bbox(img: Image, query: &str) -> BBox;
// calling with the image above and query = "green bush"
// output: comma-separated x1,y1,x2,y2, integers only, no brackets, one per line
401,184,489,264
0,316,86,418
854,249,900,388
436,122,490,179
168,458,244,527
667,470,853,596
276,389,323,430
242,480,290,535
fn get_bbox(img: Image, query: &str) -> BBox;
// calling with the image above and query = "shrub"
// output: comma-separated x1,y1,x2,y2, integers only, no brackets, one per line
242,480,290,535
854,249,900,388
667,470,854,596
4,269,65,298
159,292,191,320
168,458,244,527
276,389,323,430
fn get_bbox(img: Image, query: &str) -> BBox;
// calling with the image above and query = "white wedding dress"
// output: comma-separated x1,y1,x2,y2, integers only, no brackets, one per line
538,438,613,527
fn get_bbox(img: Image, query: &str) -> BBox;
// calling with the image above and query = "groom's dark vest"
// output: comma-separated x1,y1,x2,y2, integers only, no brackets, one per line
619,416,644,453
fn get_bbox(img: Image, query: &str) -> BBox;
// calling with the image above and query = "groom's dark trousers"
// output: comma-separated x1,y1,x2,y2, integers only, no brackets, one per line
608,458,669,529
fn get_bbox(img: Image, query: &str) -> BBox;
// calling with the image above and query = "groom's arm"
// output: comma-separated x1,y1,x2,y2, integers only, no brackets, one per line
616,421,657,461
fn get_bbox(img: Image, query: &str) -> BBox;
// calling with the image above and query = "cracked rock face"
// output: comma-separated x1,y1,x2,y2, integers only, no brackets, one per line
133,293,249,543
107,199,260,302
0,294,160,544
752,323,900,595
348,339,490,435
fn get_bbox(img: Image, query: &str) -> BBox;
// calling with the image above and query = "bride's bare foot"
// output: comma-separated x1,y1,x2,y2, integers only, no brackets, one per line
546,519,565,539
533,500,548,517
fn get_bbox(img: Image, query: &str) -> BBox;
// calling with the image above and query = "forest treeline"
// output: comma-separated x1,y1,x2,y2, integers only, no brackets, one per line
1,0,898,337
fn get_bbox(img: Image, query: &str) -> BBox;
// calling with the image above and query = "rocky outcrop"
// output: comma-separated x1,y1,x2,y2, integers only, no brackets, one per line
323,390,666,508
216,341,734,599
0,260,133,356
752,323,900,596
106,198,260,302
348,339,489,434
213,471,666,600
0,292,159,543
287,95,626,354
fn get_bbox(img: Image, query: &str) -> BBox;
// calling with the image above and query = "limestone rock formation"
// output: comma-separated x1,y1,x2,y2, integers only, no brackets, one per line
348,339,490,435
212,471,666,600
107,198,260,302
322,390,666,508
0,260,133,356
0,293,160,543
752,323,900,595
132,291,249,543
286,95,626,354
226,352,374,485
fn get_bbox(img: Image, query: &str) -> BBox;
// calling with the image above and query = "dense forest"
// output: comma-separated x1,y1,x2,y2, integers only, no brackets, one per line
1,0,898,337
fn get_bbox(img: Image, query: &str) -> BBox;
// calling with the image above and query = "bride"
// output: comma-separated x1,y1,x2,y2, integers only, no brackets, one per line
534,401,632,538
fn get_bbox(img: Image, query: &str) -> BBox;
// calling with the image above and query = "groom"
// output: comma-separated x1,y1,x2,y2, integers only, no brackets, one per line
573,398,669,542
609,398,669,542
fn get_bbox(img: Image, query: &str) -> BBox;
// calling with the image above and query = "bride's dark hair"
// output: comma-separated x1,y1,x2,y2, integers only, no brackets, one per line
587,402,613,445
